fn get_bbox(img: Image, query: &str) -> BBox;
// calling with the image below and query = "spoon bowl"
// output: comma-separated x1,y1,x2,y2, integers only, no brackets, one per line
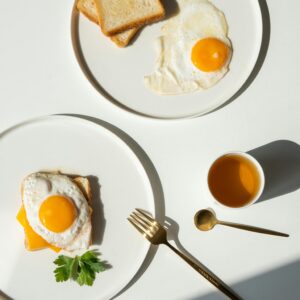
194,209,217,231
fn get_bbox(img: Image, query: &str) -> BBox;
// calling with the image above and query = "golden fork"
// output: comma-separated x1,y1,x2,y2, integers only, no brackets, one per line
128,209,241,300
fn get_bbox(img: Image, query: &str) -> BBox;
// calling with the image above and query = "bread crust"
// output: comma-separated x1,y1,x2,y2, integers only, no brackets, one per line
76,0,99,24
111,27,140,47
73,177,92,204
77,0,140,47
95,0,165,36
100,10,165,36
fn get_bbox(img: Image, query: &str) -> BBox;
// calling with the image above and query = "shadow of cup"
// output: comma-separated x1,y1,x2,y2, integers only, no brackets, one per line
248,140,300,202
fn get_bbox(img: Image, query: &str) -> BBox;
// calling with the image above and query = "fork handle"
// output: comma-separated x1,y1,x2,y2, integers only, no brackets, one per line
165,242,241,300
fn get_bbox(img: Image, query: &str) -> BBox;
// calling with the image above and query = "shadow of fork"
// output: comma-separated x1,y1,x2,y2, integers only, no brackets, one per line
164,217,244,300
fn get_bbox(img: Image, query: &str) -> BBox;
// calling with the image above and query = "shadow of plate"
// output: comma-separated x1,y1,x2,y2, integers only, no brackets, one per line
210,0,271,115
58,114,165,299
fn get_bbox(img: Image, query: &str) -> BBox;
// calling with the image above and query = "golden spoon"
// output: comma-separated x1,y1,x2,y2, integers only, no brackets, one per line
194,209,289,237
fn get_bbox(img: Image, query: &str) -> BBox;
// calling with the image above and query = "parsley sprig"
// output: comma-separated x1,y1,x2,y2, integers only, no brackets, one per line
54,250,109,286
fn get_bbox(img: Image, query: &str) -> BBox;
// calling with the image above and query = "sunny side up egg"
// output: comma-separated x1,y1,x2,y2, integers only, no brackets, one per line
144,0,232,95
17,173,92,251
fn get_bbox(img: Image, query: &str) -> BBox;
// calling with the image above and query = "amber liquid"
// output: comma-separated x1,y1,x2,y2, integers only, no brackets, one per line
208,154,261,208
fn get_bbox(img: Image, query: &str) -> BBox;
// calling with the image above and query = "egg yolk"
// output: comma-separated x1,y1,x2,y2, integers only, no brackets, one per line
191,38,230,72
39,195,77,233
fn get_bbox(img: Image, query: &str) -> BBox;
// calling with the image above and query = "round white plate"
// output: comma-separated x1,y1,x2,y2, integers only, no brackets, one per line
72,0,263,119
0,115,154,300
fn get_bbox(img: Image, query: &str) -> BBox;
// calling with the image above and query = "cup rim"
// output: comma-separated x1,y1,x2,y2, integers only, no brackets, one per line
207,151,265,209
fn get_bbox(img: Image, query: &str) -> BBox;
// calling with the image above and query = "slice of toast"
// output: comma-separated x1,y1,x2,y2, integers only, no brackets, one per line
110,28,139,47
77,0,139,47
95,0,165,36
19,173,93,252
64,176,93,251
77,0,99,24
73,176,92,204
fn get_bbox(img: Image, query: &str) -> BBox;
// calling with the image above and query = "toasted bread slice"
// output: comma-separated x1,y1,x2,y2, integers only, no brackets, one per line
95,0,165,36
77,0,139,47
18,173,93,252
77,0,99,24
73,176,92,204
110,28,139,47
67,176,93,251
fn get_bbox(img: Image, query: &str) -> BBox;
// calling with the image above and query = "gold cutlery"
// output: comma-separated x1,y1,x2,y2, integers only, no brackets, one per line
0,290,11,300
194,209,289,237
128,209,241,300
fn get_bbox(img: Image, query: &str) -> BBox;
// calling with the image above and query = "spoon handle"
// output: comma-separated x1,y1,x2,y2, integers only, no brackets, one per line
218,221,289,237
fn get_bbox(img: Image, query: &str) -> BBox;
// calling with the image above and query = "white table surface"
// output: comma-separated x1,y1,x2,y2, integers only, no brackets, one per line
1,1,300,299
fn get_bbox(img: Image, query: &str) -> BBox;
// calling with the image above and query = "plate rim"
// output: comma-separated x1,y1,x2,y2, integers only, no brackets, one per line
70,0,264,120
0,114,154,300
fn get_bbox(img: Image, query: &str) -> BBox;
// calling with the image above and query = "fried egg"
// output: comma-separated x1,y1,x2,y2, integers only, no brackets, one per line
22,173,91,250
144,0,232,95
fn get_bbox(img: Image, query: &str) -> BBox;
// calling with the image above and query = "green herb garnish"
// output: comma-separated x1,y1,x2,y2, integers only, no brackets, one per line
53,250,109,286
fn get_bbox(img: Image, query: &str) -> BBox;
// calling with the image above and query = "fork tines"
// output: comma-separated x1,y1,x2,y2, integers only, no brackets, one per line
128,209,158,238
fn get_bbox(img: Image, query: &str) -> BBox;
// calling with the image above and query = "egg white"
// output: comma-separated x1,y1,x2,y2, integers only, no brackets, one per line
22,173,90,248
144,0,232,95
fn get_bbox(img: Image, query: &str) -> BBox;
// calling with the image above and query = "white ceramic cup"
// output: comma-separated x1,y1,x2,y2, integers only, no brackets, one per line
207,151,265,209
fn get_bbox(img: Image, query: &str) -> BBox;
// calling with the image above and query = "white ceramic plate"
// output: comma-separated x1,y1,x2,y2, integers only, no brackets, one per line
0,115,154,300
72,0,263,119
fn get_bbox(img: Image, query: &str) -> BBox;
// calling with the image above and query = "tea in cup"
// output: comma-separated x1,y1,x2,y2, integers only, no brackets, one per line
208,152,265,208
